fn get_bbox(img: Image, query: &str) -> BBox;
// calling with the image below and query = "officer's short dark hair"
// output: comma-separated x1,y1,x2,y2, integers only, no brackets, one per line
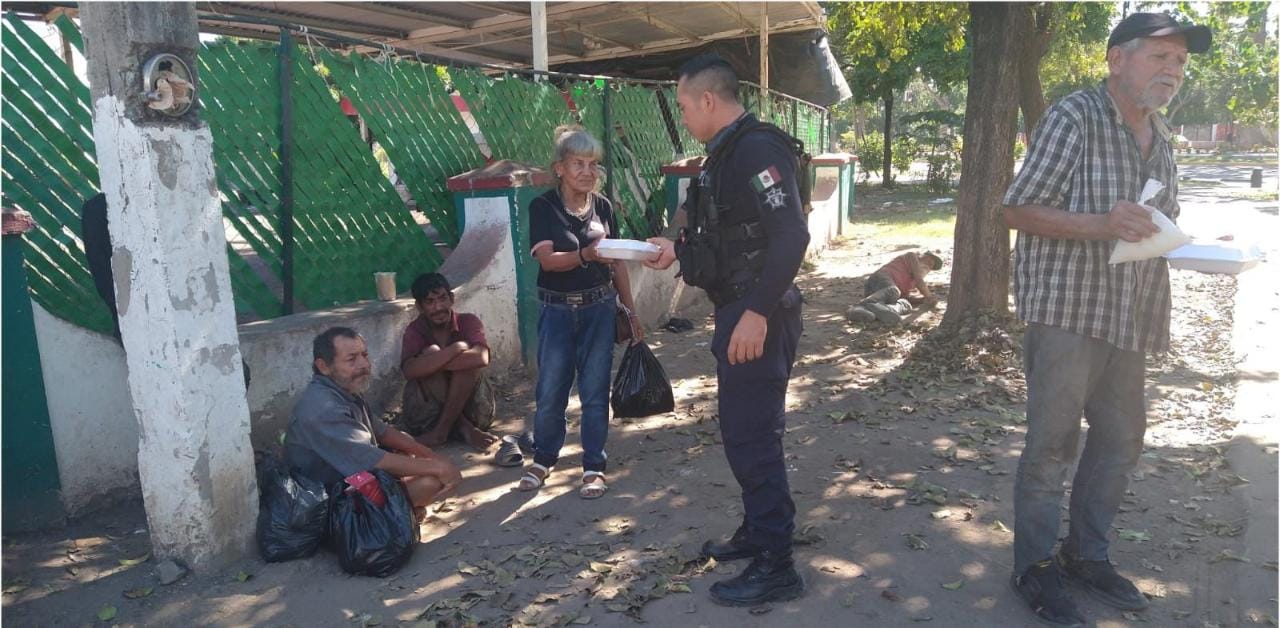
411,272,452,303
313,326,362,373
678,54,740,103
922,252,943,271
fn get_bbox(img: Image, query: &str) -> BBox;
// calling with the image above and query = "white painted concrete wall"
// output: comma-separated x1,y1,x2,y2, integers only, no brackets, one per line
31,303,140,515
439,195,522,372
806,179,844,259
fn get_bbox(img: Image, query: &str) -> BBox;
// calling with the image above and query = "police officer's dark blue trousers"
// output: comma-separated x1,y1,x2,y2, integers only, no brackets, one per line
711,294,803,553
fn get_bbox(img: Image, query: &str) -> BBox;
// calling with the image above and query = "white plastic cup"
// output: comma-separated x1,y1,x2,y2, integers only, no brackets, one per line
374,272,397,301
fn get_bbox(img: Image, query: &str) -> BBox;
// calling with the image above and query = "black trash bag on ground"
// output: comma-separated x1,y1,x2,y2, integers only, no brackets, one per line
611,341,675,418
328,469,418,577
256,457,330,562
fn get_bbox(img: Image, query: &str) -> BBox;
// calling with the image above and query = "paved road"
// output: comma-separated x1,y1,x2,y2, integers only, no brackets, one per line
1176,164,1279,626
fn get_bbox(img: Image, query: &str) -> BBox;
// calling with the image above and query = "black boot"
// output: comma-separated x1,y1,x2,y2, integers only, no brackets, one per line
1011,560,1086,627
701,526,760,561
1057,551,1149,611
709,549,805,606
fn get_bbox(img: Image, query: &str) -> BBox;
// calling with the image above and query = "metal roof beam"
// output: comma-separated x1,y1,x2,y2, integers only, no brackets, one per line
401,2,613,44
342,3,472,29
354,40,523,67
717,2,758,32
461,2,531,17
547,19,819,66
618,5,704,44
195,2,406,39
801,1,825,24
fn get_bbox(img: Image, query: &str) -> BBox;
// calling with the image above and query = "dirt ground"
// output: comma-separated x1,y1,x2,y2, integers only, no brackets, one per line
3,182,1276,628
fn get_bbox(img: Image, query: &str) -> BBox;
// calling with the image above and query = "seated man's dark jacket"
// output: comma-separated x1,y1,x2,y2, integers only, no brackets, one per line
285,374,389,486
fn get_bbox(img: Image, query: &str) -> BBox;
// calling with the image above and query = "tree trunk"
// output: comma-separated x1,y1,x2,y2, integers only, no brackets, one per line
1017,50,1047,136
1018,3,1054,136
942,2,1028,328
882,92,894,187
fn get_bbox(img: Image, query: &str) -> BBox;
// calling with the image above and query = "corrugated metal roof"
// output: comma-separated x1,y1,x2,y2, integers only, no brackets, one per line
7,1,825,69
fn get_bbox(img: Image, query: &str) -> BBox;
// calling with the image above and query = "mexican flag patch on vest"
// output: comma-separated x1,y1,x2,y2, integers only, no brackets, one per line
750,166,782,192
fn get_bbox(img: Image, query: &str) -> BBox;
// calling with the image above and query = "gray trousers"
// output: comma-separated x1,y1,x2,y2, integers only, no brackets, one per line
1013,323,1147,575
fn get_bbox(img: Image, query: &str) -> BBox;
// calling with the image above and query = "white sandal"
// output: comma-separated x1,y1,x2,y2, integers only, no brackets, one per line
517,463,551,491
579,471,608,499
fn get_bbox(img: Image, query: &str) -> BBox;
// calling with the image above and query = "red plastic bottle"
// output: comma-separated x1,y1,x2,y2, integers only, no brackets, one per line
344,471,386,508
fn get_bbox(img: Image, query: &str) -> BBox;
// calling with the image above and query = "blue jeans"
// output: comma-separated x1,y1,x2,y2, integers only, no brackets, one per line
531,295,616,472
1013,323,1147,575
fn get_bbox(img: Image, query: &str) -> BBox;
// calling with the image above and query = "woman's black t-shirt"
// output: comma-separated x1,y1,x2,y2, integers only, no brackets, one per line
528,189,617,292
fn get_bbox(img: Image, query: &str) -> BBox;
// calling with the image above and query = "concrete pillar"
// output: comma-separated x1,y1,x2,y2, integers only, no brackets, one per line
759,3,769,94
530,1,548,76
80,2,257,570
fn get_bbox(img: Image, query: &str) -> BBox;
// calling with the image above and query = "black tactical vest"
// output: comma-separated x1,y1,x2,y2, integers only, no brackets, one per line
677,119,810,305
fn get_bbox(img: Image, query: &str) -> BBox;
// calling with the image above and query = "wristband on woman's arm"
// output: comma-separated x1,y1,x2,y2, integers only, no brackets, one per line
578,248,588,267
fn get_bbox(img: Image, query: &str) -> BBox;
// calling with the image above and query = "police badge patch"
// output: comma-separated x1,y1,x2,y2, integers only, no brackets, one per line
763,186,788,210
750,166,782,192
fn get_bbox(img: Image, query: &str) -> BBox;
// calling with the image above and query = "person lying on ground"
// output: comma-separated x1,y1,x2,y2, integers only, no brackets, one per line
286,326,460,519
396,272,500,452
846,251,943,325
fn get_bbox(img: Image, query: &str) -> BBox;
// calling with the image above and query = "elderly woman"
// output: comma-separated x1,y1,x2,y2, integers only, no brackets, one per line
517,125,642,499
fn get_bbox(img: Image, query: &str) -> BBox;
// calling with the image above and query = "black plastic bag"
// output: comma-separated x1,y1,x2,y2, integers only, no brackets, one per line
256,457,330,562
328,469,418,577
611,342,675,418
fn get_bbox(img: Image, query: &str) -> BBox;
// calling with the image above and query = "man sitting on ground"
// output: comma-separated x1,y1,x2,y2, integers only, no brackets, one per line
286,327,460,515
397,273,499,451
847,251,943,325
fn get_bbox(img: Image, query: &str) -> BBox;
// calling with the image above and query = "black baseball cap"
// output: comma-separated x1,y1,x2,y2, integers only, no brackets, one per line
1108,12,1212,53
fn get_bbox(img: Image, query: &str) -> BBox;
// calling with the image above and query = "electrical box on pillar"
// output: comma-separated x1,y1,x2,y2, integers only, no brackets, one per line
142,53,195,117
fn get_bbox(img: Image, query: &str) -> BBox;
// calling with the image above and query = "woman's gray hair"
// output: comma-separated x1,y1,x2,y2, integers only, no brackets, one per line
551,125,603,174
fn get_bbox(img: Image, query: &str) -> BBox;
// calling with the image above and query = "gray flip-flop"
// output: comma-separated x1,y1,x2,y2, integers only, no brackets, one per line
494,435,524,467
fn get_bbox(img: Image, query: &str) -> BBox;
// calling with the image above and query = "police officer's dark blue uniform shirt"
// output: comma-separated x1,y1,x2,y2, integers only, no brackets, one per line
704,113,810,317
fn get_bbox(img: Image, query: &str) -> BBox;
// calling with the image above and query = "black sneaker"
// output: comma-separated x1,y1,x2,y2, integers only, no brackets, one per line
1057,551,1149,611
1011,561,1087,627
709,549,805,606
701,526,760,561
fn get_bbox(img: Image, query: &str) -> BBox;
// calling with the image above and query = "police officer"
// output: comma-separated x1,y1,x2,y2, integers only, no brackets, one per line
645,54,810,607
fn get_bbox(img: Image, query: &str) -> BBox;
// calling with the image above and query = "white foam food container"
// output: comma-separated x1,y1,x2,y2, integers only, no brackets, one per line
1165,241,1263,275
595,238,661,262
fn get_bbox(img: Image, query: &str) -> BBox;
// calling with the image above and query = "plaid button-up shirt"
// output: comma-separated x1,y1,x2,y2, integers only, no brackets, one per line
1004,82,1178,354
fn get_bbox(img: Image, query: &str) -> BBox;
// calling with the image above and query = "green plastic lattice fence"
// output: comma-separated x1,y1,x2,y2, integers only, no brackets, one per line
281,42,442,305
2,13,112,334
319,51,487,246
451,68,576,167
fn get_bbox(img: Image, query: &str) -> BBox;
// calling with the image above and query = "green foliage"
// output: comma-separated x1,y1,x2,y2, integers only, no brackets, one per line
828,1,968,104
1152,1,1278,128
899,110,963,194
827,2,969,185
892,135,917,174
1038,3,1114,103
854,131,885,181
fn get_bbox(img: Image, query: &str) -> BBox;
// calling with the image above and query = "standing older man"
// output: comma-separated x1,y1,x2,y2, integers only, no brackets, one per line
1003,13,1210,627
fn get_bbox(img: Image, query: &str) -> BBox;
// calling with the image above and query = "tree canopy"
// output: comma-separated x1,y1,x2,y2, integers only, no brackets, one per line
1157,1,1278,128
826,2,968,186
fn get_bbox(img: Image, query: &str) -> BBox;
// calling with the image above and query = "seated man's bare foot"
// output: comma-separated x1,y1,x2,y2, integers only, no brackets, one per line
415,430,448,447
460,423,499,451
